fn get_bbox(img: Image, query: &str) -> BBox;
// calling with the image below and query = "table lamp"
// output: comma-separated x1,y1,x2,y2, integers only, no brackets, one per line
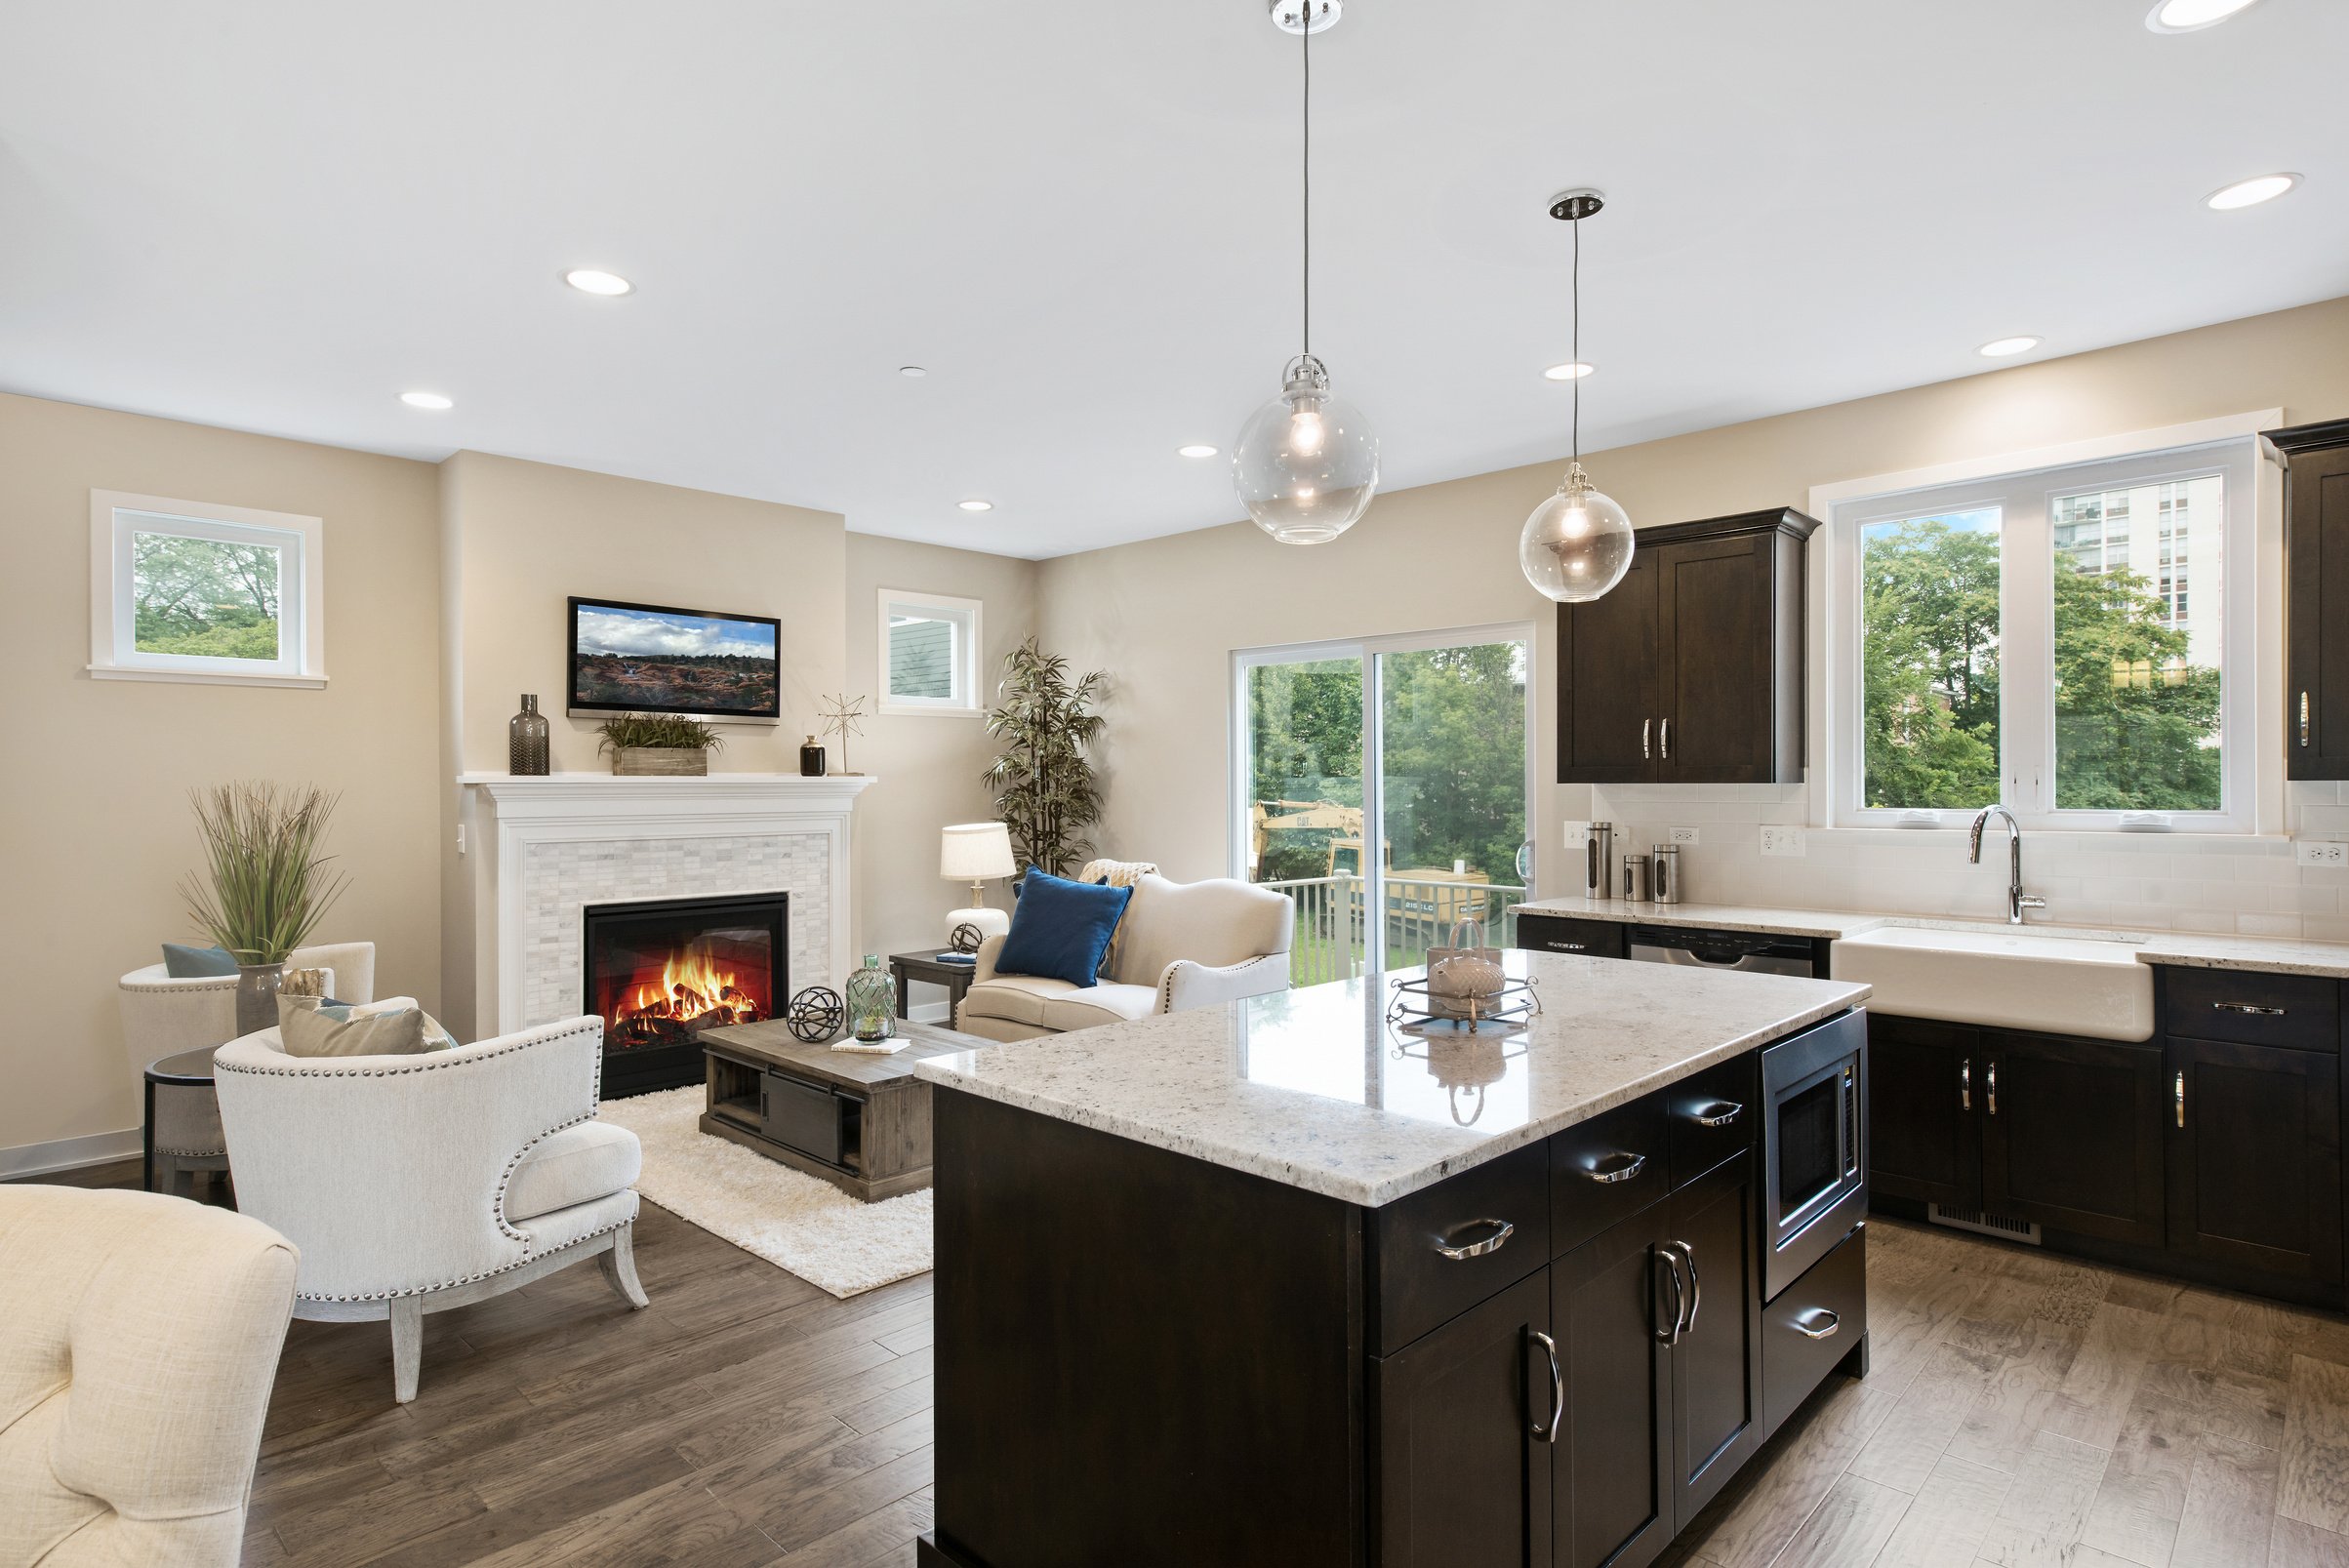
940,823,1018,947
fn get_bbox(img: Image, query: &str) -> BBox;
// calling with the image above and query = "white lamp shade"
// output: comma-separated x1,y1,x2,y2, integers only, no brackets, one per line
941,822,1017,882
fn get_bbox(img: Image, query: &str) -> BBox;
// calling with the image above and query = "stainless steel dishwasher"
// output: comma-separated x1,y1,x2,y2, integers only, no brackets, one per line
1626,925,1819,977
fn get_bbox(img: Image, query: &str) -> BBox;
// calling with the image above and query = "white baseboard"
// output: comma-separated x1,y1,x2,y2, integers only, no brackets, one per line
907,1000,952,1025
1,1126,142,1181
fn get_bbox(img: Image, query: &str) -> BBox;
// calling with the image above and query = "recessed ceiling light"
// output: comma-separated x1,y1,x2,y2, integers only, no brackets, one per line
2205,173,2300,211
958,499,993,512
1977,336,2042,358
1178,444,1220,459
563,268,633,297
900,366,928,378
2145,0,2262,32
399,390,454,410
1543,362,1596,382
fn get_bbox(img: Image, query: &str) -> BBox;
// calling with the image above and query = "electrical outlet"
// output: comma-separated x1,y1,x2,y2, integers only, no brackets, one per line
1761,826,1806,858
2297,840,2349,867
1670,826,1700,847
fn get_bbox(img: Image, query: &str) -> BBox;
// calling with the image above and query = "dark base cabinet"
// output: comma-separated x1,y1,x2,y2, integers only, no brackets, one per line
2167,1035,2342,1286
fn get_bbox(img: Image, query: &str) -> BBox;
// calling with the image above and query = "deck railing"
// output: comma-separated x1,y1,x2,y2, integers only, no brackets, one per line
1259,875,1530,988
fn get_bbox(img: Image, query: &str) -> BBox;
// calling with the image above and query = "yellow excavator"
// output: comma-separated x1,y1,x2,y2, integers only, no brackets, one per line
1248,799,1489,929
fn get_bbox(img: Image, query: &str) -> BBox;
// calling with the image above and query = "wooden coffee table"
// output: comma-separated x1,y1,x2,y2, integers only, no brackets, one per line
697,1017,983,1202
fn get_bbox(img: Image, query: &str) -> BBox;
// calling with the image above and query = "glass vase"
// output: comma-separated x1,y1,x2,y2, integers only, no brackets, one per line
236,962,285,1037
509,694,550,776
845,954,895,1043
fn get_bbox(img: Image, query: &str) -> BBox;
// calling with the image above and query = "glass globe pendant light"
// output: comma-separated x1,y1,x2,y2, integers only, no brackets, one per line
1520,190,1635,601
1235,0,1379,545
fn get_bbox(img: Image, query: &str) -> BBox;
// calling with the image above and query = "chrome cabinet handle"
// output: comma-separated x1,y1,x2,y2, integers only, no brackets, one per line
2175,1071,2186,1129
1655,1248,1684,1345
1794,1307,1842,1341
1691,1101,1744,1128
1529,1330,1564,1445
1671,1240,1702,1332
1434,1218,1516,1261
1960,1057,1971,1112
1660,718,1671,760
1581,1151,1648,1186
2212,1001,2287,1017
1642,718,1652,760
1986,1061,1998,1116
2303,691,2312,748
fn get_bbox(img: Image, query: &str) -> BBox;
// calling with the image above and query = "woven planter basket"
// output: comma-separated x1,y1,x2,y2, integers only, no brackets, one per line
611,746,709,777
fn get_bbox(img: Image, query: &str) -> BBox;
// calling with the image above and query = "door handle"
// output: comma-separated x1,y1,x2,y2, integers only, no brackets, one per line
1986,1061,1998,1116
2175,1071,2186,1129
1672,1240,1702,1332
1642,718,1652,760
1655,1247,1684,1346
1660,718,1672,760
1434,1218,1516,1261
1581,1151,1648,1186
1794,1307,1842,1341
1691,1101,1744,1128
1528,1330,1564,1445
2212,1001,2287,1017
2302,691,2312,748
1960,1057,1970,1112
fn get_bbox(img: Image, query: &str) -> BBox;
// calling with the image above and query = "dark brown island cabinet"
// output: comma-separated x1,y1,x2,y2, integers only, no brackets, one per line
1868,963,2347,1307
2272,417,2349,781
1557,507,1816,785
914,988,1871,1568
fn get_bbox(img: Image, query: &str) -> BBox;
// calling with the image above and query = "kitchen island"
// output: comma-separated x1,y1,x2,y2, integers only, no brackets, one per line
911,950,1871,1568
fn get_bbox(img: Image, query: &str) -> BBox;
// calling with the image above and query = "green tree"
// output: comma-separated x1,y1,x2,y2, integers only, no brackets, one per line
131,534,281,660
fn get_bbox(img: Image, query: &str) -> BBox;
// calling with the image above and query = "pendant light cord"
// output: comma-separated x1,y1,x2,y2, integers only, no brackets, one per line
1571,211,1581,464
1302,5,1312,358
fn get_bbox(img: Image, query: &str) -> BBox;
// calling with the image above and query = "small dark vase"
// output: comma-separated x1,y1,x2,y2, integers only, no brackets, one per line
509,694,551,776
235,962,285,1037
798,735,827,778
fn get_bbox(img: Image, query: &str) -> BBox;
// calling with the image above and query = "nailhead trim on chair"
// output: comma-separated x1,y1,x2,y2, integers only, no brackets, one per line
1157,954,1279,1012
292,1215,635,1304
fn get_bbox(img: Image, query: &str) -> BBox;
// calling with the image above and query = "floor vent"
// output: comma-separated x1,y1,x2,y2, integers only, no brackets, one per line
1925,1203,2044,1245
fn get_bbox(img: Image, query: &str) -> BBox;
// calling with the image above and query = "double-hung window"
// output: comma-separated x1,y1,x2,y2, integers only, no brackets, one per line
88,491,326,686
1832,437,2256,831
878,590,983,715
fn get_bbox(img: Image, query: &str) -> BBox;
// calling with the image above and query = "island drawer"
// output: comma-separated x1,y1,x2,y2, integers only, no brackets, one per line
1762,1221,1867,1438
1369,1140,1550,1354
1516,913,1628,960
1550,1095,1670,1256
2160,967,2338,1051
1663,1053,1760,1188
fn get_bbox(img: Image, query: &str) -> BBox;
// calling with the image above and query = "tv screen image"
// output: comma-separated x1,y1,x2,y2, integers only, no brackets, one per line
567,597,782,721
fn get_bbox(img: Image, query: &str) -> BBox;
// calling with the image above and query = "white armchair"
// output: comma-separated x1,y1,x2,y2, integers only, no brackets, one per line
955,872,1293,1042
212,1014,646,1404
118,943,379,1196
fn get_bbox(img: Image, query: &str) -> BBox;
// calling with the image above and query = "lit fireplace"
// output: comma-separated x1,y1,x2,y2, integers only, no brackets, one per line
582,892,786,1096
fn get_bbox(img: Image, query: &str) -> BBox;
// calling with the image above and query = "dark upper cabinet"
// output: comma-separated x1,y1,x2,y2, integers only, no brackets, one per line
2166,1035,2342,1286
2272,419,2349,781
1866,1015,1983,1214
1558,508,1815,784
1977,1031,2166,1248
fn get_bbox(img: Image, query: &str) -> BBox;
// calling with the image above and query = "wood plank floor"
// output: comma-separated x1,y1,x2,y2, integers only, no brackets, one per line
30,1160,2349,1566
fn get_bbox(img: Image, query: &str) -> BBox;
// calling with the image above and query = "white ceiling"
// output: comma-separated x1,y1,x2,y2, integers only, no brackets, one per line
3,1,2344,559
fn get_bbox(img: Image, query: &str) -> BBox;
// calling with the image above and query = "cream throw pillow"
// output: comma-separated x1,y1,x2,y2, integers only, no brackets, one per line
277,994,459,1058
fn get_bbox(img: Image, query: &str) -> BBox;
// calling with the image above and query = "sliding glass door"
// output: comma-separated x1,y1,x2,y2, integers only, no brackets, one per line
1235,625,1533,987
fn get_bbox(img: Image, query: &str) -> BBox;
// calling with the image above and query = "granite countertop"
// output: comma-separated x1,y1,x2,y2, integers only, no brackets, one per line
913,950,1867,1208
1516,897,2349,978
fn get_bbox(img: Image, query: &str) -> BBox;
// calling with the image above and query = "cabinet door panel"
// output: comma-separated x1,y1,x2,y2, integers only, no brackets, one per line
1373,1269,1554,1568
1557,556,1658,784
1552,1206,1672,1568
2167,1036,2343,1285
1654,534,1773,784
1866,1016,1981,1212
2287,452,2349,781
1666,1154,1763,1526
1979,1033,2164,1246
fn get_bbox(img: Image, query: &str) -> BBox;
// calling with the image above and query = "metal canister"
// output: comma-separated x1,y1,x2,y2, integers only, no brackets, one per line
1585,822,1615,900
1652,843,1683,905
1622,851,1653,904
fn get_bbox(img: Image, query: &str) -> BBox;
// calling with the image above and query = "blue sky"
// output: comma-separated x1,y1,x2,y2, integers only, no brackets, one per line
579,606,776,660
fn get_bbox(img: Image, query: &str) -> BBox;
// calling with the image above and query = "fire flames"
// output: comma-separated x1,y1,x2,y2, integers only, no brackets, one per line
609,946,766,1048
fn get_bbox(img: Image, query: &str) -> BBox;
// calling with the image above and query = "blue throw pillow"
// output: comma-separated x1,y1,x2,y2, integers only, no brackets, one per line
993,871,1134,990
162,943,239,978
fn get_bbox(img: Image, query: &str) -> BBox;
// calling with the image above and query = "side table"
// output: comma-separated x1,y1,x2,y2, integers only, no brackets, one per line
144,1046,232,1202
888,949,979,1023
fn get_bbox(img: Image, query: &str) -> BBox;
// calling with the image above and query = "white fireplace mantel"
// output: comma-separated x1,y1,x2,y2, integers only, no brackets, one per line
459,772,877,1038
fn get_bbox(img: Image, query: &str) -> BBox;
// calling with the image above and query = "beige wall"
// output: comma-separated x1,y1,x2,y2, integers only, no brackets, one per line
0,392,443,1164
1036,296,2349,910
846,535,1039,975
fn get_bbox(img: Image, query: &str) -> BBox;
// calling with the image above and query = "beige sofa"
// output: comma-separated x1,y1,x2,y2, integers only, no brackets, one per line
0,1187,299,1568
955,873,1293,1041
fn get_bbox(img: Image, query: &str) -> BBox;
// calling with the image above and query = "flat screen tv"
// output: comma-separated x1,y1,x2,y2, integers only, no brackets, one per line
566,596,782,722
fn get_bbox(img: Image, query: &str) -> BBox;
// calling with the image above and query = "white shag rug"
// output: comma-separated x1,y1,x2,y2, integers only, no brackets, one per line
596,1086,933,1299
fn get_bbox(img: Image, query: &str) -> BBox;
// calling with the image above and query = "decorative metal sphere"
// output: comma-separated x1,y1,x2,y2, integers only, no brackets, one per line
785,985,844,1044
1233,354,1380,544
1519,462,1635,602
950,921,984,955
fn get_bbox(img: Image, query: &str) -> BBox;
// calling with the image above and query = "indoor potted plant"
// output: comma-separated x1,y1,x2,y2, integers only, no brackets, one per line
182,782,351,1036
597,713,724,777
984,636,1106,878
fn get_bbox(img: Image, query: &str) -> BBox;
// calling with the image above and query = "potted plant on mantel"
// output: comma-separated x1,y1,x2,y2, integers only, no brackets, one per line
597,713,725,777
182,783,351,1036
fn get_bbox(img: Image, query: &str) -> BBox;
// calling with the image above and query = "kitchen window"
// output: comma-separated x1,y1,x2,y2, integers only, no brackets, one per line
87,490,326,687
878,590,982,715
1829,437,2257,832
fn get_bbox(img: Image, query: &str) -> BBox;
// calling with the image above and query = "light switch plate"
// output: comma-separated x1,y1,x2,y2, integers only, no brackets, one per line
1563,821,1591,849
1669,826,1700,846
1761,826,1806,858
2296,840,2349,867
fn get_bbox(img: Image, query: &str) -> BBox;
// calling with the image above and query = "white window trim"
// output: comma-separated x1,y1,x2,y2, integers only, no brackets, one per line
876,587,984,717
1806,410,2284,836
87,490,327,688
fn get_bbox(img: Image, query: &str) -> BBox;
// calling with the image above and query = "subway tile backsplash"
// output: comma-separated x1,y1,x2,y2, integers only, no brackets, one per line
1567,781,2349,942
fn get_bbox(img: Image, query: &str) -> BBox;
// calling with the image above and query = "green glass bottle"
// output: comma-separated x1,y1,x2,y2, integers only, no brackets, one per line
845,953,895,1043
